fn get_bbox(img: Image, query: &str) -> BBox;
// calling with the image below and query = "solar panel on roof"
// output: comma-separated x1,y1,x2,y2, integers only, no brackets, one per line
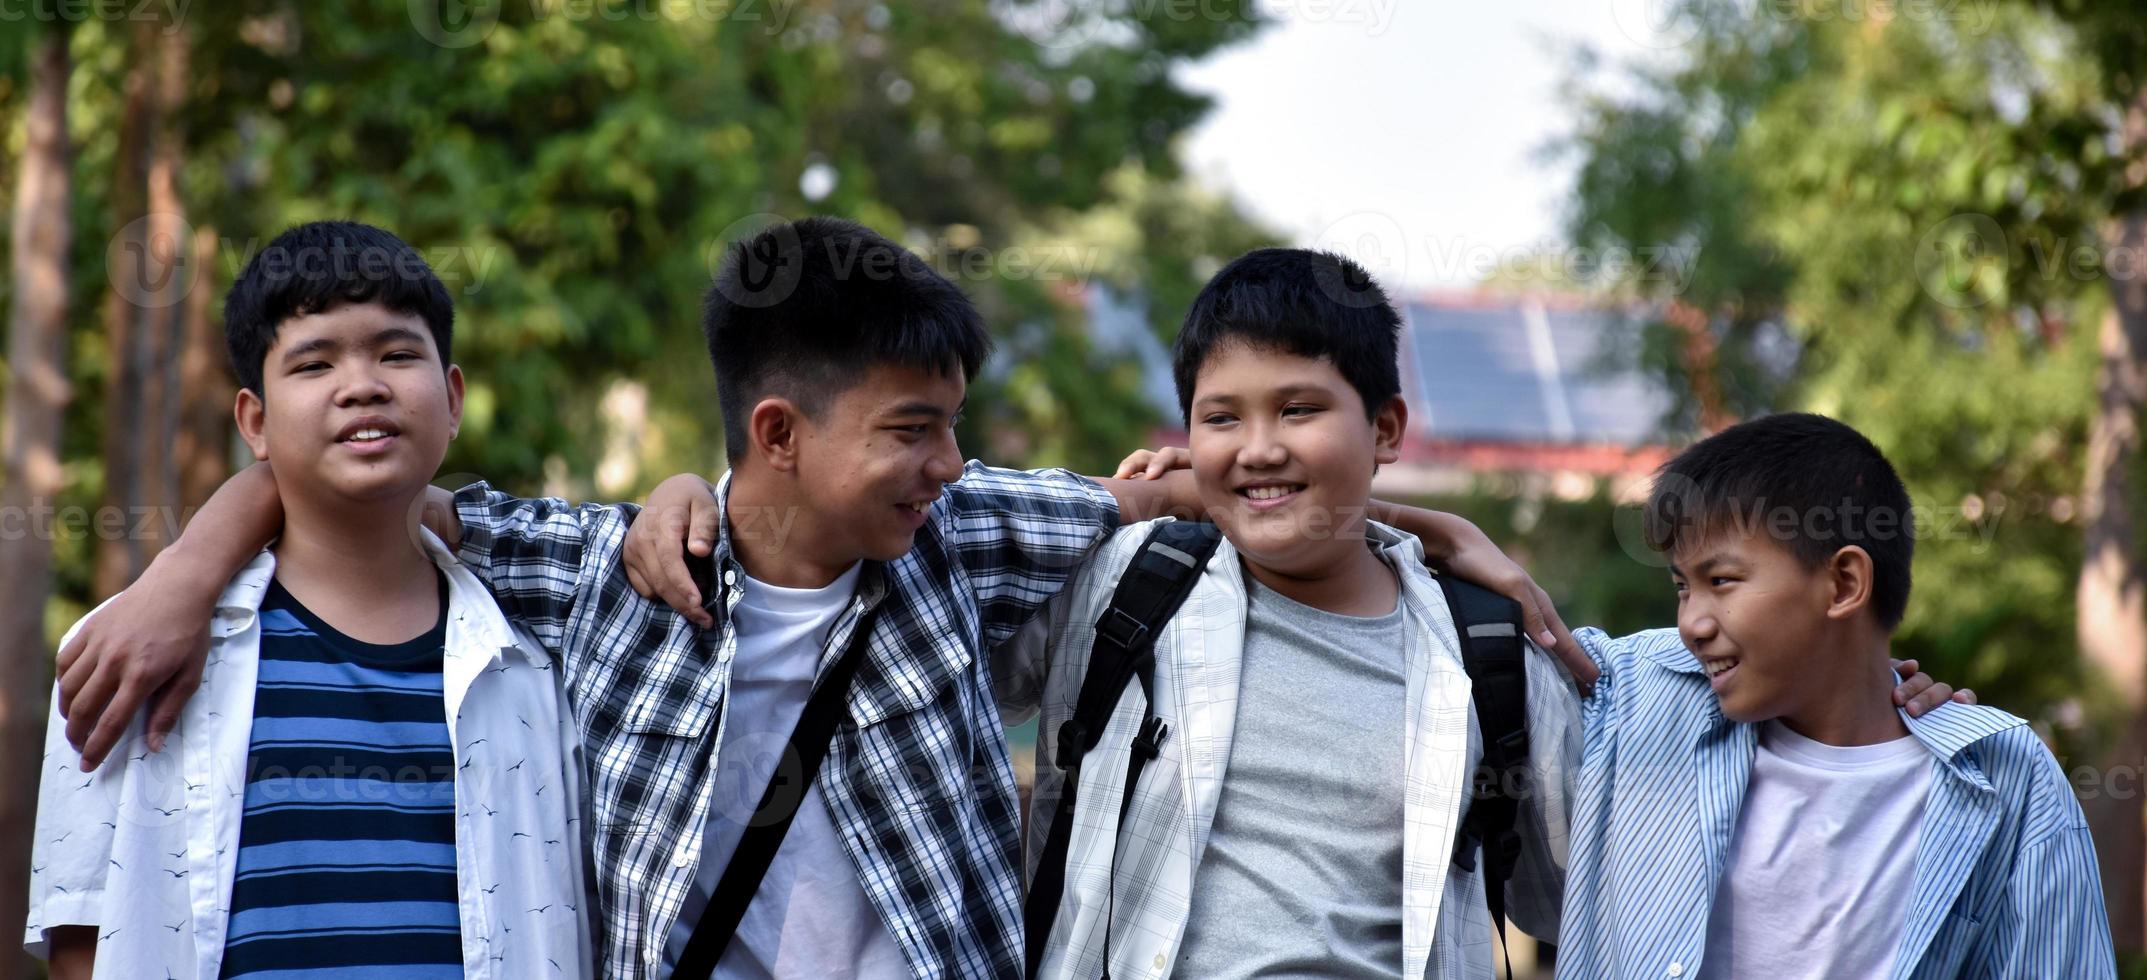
1404,300,1672,445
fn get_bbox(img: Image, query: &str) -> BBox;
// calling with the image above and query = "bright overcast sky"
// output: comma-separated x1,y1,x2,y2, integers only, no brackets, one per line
1175,1,1666,290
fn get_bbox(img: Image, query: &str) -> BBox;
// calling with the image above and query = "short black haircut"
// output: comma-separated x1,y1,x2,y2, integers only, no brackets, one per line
223,221,454,395
703,216,991,462
1643,412,1916,629
1171,247,1403,424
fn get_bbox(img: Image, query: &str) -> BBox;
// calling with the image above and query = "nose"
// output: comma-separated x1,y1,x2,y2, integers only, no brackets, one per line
334,363,392,407
924,427,963,486
1238,420,1288,470
1678,593,1719,651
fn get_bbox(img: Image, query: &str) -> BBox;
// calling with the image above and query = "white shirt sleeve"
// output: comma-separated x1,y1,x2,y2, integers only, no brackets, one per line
23,604,134,960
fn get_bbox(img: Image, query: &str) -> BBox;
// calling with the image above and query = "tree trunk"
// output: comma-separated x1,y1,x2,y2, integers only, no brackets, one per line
177,222,232,513
1665,299,1733,433
2081,291,2147,954
139,19,192,545
2079,85,2147,956
0,31,74,980
94,19,193,597
93,27,154,601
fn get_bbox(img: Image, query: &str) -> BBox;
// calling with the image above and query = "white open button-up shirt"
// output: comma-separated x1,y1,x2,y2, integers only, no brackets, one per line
1000,519,1582,980
23,529,597,980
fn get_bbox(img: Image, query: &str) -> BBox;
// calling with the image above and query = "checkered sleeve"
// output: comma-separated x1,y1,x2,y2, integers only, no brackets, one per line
940,461,1120,647
452,481,634,656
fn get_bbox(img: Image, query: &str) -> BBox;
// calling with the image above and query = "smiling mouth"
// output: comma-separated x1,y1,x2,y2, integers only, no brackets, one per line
1238,484,1304,501
898,500,932,515
1704,658,1740,686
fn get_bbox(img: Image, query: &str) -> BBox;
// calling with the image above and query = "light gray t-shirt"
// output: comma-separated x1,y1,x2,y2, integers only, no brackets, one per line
1177,574,1410,979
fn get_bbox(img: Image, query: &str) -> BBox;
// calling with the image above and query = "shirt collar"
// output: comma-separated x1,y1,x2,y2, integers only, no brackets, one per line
208,549,281,638
1901,701,2026,793
1365,520,1427,564
702,470,891,621
1642,639,1707,674
209,530,539,667
703,470,742,617
1638,634,2023,793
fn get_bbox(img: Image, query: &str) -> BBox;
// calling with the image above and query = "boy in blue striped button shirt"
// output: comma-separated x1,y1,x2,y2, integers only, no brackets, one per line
1559,413,2113,978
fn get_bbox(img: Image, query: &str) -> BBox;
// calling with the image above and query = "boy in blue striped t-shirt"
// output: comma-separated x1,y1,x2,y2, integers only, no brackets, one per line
25,222,593,979
1558,413,2114,978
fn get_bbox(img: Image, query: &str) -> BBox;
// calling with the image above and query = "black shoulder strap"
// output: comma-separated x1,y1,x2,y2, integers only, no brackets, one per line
1024,520,1223,975
1436,574,1532,948
674,606,880,980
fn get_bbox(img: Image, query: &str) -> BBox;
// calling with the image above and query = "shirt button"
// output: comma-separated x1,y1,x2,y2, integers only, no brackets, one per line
1667,963,1684,978
673,852,692,868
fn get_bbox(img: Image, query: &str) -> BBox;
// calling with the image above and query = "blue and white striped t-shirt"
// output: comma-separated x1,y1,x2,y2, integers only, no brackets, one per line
218,576,461,980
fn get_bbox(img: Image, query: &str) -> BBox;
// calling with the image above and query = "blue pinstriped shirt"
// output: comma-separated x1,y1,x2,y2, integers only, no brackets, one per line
1558,627,2115,980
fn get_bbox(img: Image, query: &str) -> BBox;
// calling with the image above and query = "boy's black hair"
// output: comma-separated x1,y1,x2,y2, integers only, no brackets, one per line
1643,412,1916,629
1170,247,1403,423
223,221,455,395
703,216,991,462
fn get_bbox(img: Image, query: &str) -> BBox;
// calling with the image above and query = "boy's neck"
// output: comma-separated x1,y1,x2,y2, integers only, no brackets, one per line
272,491,436,597
724,468,854,589
1240,537,1399,618
1777,631,1912,747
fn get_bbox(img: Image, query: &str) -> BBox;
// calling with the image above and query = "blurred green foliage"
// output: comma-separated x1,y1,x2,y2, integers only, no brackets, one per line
1559,0,2126,737
0,0,1280,634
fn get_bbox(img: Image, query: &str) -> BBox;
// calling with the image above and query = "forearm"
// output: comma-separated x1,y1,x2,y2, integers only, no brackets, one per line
48,926,95,980
154,461,284,595
420,484,462,552
1367,498,1462,561
1093,470,1203,524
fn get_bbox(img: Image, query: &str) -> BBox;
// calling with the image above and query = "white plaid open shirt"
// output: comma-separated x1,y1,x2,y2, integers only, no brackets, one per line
452,462,1119,980
996,519,1582,980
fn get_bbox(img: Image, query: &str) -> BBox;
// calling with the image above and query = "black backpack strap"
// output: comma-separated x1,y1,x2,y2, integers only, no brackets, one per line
1436,574,1532,948
1024,520,1223,976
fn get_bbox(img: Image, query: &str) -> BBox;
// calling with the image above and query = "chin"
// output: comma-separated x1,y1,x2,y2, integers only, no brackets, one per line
327,467,437,505
1716,696,1778,725
868,529,920,563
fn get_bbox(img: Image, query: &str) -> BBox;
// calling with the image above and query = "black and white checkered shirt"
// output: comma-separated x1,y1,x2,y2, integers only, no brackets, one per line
453,462,1118,979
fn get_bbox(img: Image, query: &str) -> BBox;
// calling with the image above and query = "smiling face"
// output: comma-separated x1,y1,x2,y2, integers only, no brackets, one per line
236,301,462,509
785,361,967,566
1670,526,1850,722
1187,341,1405,577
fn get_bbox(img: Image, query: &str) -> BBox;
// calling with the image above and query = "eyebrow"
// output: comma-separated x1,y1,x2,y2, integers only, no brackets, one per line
887,397,967,419
280,325,431,364
1192,381,1335,411
1670,554,1738,578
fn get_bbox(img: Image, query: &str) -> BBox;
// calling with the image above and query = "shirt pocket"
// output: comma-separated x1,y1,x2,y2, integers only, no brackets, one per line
843,685,977,816
598,701,719,837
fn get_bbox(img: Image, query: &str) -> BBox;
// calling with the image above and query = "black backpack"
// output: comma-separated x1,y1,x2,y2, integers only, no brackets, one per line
1022,520,1534,978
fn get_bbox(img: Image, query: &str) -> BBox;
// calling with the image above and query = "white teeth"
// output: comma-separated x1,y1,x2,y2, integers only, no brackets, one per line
1243,485,1300,501
348,428,387,441
1706,660,1738,677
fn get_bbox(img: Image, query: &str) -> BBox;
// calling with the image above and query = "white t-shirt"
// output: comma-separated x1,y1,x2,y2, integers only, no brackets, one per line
1698,719,1934,980
662,562,909,980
